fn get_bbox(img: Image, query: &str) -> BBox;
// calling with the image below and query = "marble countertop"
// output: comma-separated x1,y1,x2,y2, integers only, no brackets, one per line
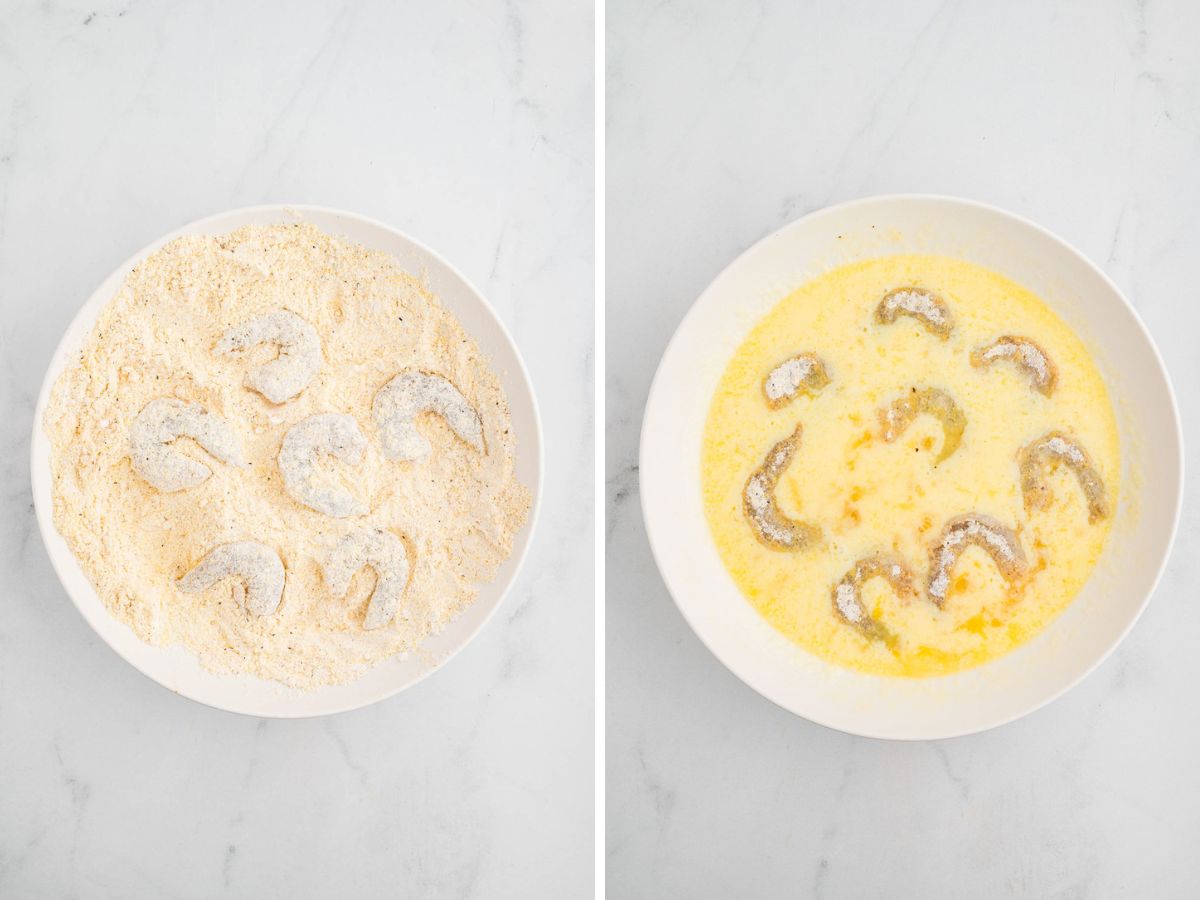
607,1,1198,896
0,1,592,897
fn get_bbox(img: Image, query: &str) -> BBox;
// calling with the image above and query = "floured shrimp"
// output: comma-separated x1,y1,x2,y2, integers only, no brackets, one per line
878,387,966,463
177,541,285,617
831,554,916,643
323,528,412,630
743,424,821,550
1018,431,1110,523
874,287,953,338
971,336,1057,396
762,352,830,409
214,309,323,403
927,514,1027,607
373,370,484,462
129,398,247,492
278,413,368,517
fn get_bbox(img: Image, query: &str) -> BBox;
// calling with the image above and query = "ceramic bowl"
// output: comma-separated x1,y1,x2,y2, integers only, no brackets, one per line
641,194,1183,740
32,205,542,717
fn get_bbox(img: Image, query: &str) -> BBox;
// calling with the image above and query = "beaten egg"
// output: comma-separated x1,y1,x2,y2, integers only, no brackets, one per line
701,255,1119,677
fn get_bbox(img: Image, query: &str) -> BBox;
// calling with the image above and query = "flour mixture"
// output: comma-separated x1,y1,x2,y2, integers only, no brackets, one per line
45,222,530,689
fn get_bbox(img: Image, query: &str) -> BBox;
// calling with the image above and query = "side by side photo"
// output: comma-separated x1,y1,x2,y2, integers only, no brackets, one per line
1,0,1198,898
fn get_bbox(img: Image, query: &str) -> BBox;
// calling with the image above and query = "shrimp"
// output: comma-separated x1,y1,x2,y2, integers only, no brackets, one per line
927,514,1027,607
743,423,822,551
879,387,966,463
278,413,368,517
762,352,830,409
214,309,323,403
129,398,246,492
177,541,285,617
1018,431,1109,523
971,335,1057,396
874,287,953,339
372,370,484,462
831,554,916,643
323,528,412,630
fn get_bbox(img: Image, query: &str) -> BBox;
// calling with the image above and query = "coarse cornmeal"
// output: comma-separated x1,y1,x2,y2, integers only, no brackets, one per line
45,223,530,689
701,255,1119,677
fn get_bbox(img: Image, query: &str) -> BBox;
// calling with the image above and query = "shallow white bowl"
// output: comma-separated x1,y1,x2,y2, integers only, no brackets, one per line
641,194,1183,740
32,205,542,718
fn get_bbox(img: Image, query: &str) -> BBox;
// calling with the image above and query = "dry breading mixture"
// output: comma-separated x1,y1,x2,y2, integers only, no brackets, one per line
45,223,530,689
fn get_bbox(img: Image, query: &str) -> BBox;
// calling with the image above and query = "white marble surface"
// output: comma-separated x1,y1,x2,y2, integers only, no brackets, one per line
607,1,1198,896
0,1,592,897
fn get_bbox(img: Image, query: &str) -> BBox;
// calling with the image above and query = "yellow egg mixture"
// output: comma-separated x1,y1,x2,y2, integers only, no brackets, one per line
701,255,1119,677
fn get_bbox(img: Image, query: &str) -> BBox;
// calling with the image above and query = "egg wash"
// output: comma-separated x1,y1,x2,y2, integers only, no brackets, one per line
701,255,1119,677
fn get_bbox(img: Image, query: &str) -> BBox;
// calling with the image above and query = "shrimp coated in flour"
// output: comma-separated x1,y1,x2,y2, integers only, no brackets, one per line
323,528,412,630
1018,431,1110,524
927,514,1027,607
129,398,247,492
831,554,916,643
278,413,368,517
970,335,1057,396
874,287,954,339
177,541,285,617
214,309,323,403
372,370,484,462
761,352,830,409
743,423,822,551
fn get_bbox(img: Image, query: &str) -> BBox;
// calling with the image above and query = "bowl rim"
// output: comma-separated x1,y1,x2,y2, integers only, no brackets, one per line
31,203,545,718
639,192,1185,740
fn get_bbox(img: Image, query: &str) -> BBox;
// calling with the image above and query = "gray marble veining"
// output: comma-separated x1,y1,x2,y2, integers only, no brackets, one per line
0,1,593,896
607,0,1198,896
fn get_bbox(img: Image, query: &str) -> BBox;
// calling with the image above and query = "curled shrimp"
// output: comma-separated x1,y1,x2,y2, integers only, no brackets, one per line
373,370,484,462
129,398,246,492
743,424,821,551
177,541,285,617
762,352,830,409
831,554,916,643
971,335,1057,396
927,514,1027,607
214,309,323,403
1018,431,1109,524
874,287,953,339
278,413,368,517
879,387,966,463
323,528,412,630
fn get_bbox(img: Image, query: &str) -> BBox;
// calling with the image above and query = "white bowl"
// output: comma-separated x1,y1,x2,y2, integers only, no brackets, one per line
32,205,543,718
641,194,1183,740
